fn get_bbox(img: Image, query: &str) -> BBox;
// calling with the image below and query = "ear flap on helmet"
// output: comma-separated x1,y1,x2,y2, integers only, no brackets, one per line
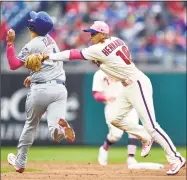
27,20,36,32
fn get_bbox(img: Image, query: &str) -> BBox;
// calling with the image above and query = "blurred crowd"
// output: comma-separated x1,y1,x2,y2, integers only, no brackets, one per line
1,1,45,45
51,1,186,67
1,1,186,68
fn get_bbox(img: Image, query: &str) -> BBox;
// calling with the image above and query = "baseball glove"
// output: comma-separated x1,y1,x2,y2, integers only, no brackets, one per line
24,54,44,72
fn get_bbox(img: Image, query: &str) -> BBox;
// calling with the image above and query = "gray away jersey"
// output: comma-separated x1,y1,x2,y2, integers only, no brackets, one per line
18,34,65,83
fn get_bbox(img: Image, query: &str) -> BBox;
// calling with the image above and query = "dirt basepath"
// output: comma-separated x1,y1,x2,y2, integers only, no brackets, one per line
1,162,186,180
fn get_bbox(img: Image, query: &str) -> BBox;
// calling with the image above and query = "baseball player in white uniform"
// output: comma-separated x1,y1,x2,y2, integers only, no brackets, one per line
93,69,139,166
93,69,164,170
5,11,75,173
40,21,185,175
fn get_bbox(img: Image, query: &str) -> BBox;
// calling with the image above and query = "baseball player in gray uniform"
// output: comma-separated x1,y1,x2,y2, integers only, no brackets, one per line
6,11,75,173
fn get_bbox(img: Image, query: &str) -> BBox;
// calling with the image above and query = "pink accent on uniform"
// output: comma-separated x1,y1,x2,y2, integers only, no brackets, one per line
90,21,109,34
69,49,85,60
103,142,110,150
104,77,110,85
92,91,106,102
6,43,24,70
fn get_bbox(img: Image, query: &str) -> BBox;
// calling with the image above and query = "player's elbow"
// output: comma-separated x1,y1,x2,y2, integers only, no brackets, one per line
9,66,17,70
9,60,24,70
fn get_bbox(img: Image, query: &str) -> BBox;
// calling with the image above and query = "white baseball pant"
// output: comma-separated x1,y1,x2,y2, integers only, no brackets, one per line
108,72,183,164
105,101,151,143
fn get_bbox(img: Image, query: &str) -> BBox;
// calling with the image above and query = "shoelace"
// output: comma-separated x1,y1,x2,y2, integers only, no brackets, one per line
142,144,146,150
142,142,149,150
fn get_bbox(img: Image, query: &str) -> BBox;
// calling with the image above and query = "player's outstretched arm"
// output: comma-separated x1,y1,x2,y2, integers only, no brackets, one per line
45,49,85,61
44,46,101,62
6,29,24,70
24,49,86,72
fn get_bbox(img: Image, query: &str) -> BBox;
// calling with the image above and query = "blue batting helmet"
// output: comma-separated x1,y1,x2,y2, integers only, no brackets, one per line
27,11,53,36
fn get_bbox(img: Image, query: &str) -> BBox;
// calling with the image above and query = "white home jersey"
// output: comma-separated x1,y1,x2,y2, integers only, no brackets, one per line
82,37,141,82
18,34,66,83
92,69,123,98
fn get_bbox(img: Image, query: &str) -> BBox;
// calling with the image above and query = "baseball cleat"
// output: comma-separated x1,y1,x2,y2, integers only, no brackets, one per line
98,146,108,166
167,158,186,175
141,138,154,157
53,128,65,143
58,119,75,142
7,153,24,173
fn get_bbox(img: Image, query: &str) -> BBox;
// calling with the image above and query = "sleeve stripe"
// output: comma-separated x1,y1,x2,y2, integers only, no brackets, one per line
80,50,88,60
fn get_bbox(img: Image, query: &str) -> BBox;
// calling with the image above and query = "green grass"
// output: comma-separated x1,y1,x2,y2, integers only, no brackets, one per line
1,146,186,164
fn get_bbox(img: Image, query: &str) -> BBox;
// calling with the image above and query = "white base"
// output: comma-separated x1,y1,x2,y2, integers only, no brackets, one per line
128,162,164,170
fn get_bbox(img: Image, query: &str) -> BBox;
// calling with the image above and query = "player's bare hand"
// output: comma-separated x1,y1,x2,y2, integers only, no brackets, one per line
23,76,31,88
105,96,116,104
42,53,49,60
6,29,16,44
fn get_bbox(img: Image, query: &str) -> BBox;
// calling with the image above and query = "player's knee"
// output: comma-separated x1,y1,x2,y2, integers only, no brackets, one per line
107,129,123,142
107,134,121,142
107,112,123,123
110,120,116,126
110,120,123,130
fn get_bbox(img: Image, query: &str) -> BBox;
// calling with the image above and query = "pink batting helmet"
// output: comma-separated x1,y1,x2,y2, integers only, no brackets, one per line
83,21,109,34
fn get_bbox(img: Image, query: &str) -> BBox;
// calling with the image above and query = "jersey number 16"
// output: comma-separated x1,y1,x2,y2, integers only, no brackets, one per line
116,46,131,65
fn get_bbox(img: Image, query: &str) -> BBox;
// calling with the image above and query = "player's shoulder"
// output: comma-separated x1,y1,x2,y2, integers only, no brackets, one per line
26,36,43,48
110,36,125,43
110,36,119,40
81,44,100,57
86,43,100,51
28,34,54,45
21,35,46,53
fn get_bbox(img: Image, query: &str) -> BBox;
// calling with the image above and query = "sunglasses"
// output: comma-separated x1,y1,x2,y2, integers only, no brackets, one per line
91,32,99,37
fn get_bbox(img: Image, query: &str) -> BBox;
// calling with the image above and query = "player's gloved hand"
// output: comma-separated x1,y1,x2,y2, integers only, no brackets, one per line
6,29,16,44
23,76,31,88
24,54,45,72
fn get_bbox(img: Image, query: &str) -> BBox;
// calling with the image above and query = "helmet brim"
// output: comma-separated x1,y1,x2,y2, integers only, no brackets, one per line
83,29,99,33
30,11,38,20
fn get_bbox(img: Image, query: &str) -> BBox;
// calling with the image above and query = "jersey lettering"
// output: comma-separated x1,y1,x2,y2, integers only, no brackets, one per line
104,77,110,86
42,36,55,47
102,39,124,56
116,46,131,65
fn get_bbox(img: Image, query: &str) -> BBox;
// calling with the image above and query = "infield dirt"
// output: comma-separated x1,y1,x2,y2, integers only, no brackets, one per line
1,162,186,180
